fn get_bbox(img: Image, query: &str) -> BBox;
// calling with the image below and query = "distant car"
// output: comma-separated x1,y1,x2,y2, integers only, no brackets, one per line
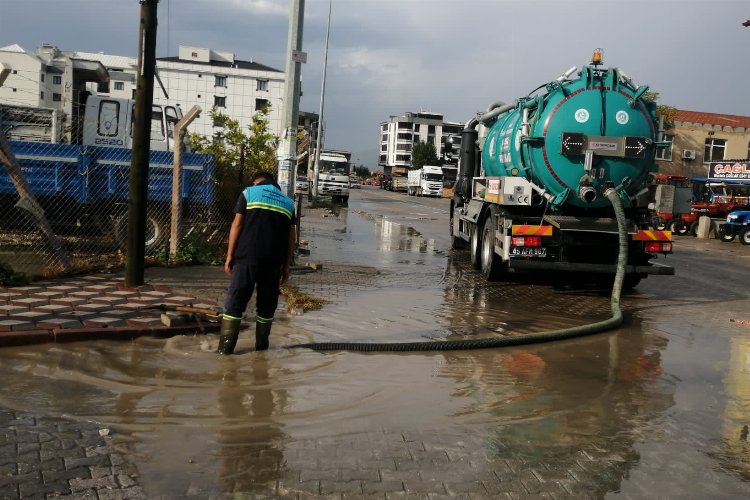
349,178,361,189
372,180,381,187
295,175,309,195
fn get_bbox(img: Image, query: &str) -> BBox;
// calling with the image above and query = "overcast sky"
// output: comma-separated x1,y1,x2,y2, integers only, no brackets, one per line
3,0,750,165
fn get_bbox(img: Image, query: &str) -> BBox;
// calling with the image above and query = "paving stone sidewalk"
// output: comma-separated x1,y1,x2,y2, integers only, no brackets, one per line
0,408,144,499
0,274,220,347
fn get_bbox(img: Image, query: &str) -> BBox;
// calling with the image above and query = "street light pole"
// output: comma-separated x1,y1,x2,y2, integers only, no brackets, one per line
312,0,332,200
278,0,306,198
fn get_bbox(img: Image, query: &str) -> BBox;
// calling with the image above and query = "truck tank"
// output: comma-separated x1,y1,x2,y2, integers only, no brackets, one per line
480,50,657,210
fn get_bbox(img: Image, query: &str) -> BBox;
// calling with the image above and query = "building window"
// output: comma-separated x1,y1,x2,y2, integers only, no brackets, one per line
214,96,226,108
381,144,387,151
53,75,62,85
215,75,227,87
704,138,725,163
255,98,269,110
52,93,61,102
41,73,45,82
656,134,673,161
747,141,750,159
114,81,124,91
97,81,110,93
379,154,387,163
192,51,198,58
256,79,269,91
132,89,137,99
40,91,44,99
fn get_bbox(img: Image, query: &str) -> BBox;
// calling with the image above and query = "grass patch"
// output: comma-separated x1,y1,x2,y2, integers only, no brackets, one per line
280,284,327,312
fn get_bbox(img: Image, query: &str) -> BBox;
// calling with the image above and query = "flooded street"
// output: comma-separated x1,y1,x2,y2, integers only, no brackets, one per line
2,187,750,498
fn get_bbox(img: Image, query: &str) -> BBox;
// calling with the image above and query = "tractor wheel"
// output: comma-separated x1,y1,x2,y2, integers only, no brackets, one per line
654,219,668,231
719,225,736,242
669,218,688,235
741,227,750,245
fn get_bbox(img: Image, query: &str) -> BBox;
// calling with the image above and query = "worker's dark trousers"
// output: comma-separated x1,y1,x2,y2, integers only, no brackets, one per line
223,260,280,322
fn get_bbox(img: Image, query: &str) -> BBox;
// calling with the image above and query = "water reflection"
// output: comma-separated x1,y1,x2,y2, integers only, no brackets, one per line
376,218,435,254
216,358,287,495
720,336,750,479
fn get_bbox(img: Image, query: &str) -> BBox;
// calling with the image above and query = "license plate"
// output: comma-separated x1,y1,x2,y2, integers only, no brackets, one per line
510,247,547,257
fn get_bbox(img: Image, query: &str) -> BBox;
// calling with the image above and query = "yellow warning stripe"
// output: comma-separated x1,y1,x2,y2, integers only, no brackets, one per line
512,225,553,236
632,230,672,241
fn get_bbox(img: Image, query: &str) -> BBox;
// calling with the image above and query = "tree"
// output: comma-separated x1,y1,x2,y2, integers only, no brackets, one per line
187,104,279,215
643,91,677,129
353,165,371,179
411,141,439,170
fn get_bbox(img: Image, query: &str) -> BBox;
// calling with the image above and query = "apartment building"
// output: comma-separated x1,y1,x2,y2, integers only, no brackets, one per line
1,43,287,140
0,43,108,140
378,111,463,174
76,45,286,138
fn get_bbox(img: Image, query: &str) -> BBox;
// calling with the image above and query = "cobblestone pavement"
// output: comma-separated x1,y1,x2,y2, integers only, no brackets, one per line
0,408,144,499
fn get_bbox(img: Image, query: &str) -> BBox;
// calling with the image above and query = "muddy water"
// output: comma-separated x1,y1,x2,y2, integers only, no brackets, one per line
2,194,750,497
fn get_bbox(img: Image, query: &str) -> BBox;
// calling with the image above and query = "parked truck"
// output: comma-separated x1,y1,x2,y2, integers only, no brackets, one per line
316,149,351,202
407,165,444,197
450,51,676,288
0,95,214,251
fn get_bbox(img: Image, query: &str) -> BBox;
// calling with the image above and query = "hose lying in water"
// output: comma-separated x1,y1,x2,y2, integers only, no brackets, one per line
287,190,628,353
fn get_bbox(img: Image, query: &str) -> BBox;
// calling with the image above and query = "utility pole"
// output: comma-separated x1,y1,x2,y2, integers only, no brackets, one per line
126,0,159,287
278,0,306,198
312,0,332,200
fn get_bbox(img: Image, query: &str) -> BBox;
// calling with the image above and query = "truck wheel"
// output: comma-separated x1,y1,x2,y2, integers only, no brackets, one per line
480,213,506,281
654,218,668,231
114,212,166,253
689,221,699,237
470,224,482,269
741,227,750,245
449,203,466,249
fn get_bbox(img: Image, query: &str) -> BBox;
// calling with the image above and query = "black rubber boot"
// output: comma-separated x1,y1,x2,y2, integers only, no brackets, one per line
217,316,242,355
255,321,272,351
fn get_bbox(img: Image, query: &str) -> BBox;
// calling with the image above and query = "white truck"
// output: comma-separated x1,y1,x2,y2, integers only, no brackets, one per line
317,149,351,202
407,165,444,197
0,95,184,151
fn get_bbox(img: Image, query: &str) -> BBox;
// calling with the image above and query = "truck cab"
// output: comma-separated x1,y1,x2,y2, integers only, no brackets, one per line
82,95,184,151
408,165,444,197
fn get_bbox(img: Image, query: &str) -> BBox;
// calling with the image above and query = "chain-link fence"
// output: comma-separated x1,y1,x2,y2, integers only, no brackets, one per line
0,97,235,278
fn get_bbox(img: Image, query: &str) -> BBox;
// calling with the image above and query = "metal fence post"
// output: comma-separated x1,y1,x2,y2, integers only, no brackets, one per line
170,105,201,257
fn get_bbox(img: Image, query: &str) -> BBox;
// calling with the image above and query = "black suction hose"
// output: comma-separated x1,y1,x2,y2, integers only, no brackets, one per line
287,191,627,352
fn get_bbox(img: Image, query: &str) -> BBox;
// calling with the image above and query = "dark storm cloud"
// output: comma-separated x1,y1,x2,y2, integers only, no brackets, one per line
3,0,750,165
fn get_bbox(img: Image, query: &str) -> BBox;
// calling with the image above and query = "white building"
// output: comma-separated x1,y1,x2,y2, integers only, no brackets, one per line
378,111,463,174
0,43,108,141
1,43,287,141
75,45,286,139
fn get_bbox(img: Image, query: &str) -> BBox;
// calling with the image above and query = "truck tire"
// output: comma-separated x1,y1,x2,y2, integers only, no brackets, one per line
470,223,482,269
449,202,466,249
114,212,166,253
741,227,750,245
480,213,506,281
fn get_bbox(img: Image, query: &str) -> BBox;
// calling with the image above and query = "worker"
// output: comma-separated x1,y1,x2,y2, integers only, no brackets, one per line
218,171,297,354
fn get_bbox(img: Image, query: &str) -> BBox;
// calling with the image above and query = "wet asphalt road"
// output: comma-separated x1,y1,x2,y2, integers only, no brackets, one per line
2,185,750,498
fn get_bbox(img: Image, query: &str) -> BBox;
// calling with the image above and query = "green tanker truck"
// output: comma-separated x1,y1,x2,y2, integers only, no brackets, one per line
451,50,676,288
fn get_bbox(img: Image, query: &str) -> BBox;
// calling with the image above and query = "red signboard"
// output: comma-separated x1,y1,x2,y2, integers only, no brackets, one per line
708,161,750,181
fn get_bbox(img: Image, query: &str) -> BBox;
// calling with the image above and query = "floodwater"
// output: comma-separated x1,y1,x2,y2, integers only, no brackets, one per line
2,192,750,497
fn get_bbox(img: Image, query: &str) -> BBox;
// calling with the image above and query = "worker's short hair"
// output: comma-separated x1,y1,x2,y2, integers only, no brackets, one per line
252,171,275,183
